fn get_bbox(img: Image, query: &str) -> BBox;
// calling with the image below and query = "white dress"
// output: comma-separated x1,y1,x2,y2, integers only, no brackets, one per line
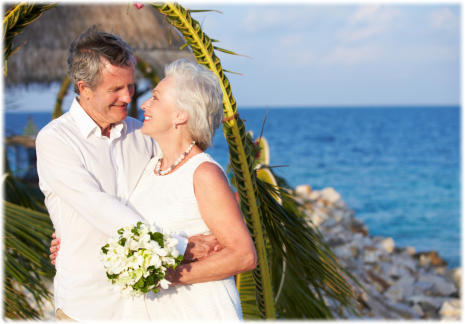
127,152,243,320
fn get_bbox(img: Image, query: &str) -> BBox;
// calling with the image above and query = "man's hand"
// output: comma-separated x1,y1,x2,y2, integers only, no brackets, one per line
49,233,60,265
183,234,222,263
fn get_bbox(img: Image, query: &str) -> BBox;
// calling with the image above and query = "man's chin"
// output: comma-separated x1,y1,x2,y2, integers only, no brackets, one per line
112,108,128,120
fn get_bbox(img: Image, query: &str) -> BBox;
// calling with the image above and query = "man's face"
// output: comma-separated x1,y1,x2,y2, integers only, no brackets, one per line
80,62,135,129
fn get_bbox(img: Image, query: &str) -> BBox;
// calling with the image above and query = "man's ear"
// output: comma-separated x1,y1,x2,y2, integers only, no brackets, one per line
77,81,92,99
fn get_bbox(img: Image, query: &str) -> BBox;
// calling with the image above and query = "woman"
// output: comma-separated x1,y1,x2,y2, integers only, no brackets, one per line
51,58,256,320
127,58,256,320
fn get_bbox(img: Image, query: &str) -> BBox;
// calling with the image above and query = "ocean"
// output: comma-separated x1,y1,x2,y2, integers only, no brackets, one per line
4,106,461,268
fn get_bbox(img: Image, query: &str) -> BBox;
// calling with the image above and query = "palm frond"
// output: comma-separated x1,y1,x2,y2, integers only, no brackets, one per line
3,3,56,75
188,9,223,14
153,2,276,318
52,76,70,119
236,271,260,318
223,69,242,75
257,177,360,317
3,198,55,319
3,149,54,319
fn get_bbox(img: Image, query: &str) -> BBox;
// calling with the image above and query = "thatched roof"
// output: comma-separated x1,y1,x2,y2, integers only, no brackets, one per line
5,4,194,86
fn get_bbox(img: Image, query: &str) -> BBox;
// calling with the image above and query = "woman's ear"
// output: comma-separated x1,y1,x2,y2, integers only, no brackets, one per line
175,110,189,125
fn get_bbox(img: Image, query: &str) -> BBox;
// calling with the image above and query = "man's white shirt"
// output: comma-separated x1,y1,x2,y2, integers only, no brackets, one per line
36,98,187,320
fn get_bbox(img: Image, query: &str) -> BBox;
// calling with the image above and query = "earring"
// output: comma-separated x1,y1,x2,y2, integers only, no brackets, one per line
173,122,177,129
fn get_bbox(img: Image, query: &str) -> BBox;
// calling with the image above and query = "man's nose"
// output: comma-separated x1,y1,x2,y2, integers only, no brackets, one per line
120,87,133,103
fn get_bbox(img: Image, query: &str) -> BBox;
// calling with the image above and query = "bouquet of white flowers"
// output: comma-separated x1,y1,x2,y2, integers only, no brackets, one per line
100,221,183,296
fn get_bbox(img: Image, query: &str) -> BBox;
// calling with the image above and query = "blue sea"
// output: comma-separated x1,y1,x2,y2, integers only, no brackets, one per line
4,106,461,268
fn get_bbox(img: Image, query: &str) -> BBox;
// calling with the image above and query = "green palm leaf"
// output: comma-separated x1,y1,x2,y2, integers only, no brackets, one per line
3,149,54,319
3,3,56,75
152,2,276,318
3,184,55,319
236,271,260,318
257,177,360,318
52,76,70,119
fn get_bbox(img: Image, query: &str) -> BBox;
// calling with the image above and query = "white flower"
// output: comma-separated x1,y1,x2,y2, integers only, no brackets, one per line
159,279,171,290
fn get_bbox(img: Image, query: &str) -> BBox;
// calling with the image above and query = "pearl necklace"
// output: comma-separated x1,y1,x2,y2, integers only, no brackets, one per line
154,141,196,176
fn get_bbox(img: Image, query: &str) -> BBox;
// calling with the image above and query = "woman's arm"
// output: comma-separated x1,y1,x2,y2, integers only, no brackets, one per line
166,162,257,286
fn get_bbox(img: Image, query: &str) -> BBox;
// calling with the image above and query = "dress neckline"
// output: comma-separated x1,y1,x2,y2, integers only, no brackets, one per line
150,152,207,177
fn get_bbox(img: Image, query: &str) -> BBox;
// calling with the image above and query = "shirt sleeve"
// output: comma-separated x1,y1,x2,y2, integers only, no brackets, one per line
36,128,144,237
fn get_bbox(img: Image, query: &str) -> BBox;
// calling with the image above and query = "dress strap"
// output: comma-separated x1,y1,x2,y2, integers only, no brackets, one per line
184,152,224,176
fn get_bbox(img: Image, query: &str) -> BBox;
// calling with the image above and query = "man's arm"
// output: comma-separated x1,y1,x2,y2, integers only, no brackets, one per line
36,129,143,237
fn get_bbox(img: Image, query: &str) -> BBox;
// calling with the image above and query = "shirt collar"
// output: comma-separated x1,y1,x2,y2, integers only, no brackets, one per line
70,98,127,139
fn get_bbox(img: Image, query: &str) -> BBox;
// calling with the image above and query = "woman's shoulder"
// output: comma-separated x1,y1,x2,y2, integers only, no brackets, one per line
192,153,225,183
190,153,223,171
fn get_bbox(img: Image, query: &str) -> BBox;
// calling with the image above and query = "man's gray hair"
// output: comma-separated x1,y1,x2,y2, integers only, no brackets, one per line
165,59,223,150
67,26,136,94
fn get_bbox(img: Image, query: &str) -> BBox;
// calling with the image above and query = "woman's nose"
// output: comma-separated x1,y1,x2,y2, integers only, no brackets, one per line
141,100,148,111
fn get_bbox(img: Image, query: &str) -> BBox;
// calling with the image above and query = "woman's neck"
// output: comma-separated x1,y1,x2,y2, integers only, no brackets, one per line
155,133,198,170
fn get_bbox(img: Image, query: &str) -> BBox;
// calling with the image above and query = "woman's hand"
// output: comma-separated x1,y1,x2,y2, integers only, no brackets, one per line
183,234,222,263
49,233,60,265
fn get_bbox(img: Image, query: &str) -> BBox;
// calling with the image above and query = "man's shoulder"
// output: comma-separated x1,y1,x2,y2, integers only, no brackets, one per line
37,112,73,139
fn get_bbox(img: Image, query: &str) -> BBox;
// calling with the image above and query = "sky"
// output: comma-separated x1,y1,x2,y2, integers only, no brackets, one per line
2,0,462,111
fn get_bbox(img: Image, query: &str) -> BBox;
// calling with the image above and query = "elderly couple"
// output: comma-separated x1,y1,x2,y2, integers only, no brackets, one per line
37,27,256,321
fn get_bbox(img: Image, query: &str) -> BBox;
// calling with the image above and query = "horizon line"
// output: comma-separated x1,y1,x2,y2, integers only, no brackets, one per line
4,103,461,113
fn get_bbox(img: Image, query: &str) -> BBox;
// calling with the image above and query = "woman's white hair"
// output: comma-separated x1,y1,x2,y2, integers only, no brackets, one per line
164,59,223,150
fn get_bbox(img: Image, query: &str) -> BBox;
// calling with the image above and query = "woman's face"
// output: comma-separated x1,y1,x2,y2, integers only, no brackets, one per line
141,76,178,137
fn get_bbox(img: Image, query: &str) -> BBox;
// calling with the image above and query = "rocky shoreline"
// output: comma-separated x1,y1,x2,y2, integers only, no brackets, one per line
295,184,461,320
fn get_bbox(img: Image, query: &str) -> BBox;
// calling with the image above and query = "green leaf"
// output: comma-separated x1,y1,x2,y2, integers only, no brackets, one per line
149,232,164,248
118,237,127,246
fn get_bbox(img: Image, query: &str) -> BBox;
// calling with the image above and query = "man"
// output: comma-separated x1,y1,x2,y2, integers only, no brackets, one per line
36,26,219,321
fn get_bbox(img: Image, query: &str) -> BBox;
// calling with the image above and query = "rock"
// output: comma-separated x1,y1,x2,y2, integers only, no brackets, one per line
408,295,447,311
363,289,420,319
416,251,447,268
452,268,461,290
308,190,320,201
379,237,395,254
383,262,411,280
363,246,380,264
320,187,341,204
412,303,424,317
295,184,312,199
326,225,353,246
333,245,353,260
349,219,369,236
392,254,417,273
385,275,415,302
412,280,434,295
365,269,390,292
406,246,416,256
439,298,461,319
418,274,457,296
331,208,350,224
